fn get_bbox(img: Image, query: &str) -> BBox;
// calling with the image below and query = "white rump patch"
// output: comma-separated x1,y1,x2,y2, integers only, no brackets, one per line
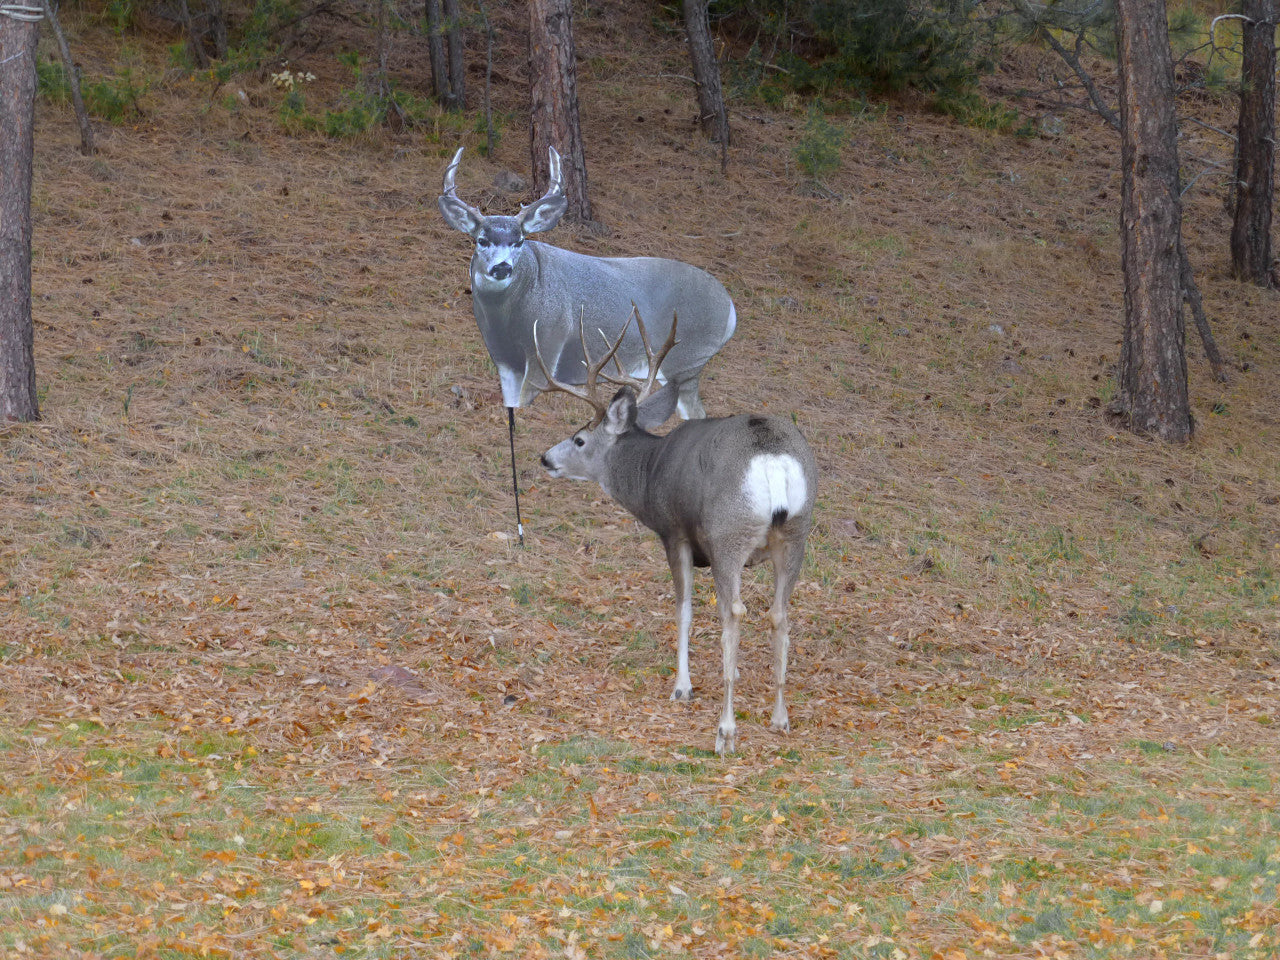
741,454,807,520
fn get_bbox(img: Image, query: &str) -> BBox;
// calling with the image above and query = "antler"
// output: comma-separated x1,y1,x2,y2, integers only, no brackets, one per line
534,304,678,424
519,147,563,215
440,146,485,224
601,305,679,405
532,310,630,426
441,146,465,198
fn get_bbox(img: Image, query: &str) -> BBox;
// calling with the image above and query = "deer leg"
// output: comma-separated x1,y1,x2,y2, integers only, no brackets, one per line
675,376,707,420
712,562,746,756
767,529,805,735
665,539,694,701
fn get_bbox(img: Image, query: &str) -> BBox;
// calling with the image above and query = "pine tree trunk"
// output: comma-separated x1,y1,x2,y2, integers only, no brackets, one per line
425,0,450,104
1115,0,1191,441
0,9,41,422
178,0,211,69
1230,0,1275,286
529,0,590,221
443,0,465,111
681,0,730,171
207,0,227,60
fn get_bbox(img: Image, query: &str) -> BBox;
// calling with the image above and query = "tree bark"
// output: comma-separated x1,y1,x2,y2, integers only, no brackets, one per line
681,0,730,172
1115,0,1191,441
1230,0,1275,286
529,0,590,221
425,0,450,104
443,0,465,110
477,0,495,155
178,0,211,69
0,7,41,422
207,0,227,60
1179,239,1228,382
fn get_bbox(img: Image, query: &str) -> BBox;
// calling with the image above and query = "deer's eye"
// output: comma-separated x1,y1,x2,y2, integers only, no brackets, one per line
573,436,586,448
477,238,491,248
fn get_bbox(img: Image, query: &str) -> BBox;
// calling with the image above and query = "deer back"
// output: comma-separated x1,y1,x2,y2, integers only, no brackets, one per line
603,412,816,563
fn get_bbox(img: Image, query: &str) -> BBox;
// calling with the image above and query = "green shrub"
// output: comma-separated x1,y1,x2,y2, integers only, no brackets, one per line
39,59,147,121
272,54,435,139
83,68,148,121
932,90,1033,134
36,59,71,103
794,103,844,181
104,0,139,35
720,0,992,100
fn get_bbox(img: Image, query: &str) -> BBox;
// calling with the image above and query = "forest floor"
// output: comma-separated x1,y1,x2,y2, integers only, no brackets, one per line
1,2,1278,958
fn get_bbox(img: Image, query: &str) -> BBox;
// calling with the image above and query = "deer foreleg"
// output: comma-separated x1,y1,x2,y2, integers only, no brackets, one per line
665,540,694,701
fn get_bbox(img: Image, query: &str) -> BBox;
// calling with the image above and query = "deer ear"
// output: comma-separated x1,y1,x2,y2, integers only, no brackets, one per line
438,195,483,237
604,388,638,435
634,383,679,431
520,147,568,234
518,193,567,235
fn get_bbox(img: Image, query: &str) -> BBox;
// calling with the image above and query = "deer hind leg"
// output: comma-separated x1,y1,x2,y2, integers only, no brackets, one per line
664,539,694,701
767,527,806,735
711,562,746,756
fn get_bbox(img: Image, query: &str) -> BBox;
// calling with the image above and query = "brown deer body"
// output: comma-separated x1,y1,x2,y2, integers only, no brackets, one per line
538,313,816,755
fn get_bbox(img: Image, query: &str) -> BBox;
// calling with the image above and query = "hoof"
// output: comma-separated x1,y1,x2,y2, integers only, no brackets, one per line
670,686,694,702
770,709,790,734
715,726,737,756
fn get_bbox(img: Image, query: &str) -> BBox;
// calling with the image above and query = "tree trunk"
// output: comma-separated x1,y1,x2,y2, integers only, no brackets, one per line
1179,239,1229,383
1115,0,1191,441
178,0,211,69
373,0,390,96
0,8,41,422
477,0,495,156
529,0,590,221
443,0,465,111
425,0,450,104
681,0,730,172
1230,0,1275,286
207,0,227,60
40,0,95,156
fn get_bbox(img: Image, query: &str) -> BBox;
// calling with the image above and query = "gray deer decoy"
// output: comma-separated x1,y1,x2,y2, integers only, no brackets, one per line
537,311,817,756
438,146,737,419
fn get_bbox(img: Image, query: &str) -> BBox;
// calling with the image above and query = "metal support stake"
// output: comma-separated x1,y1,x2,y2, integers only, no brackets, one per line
507,406,525,547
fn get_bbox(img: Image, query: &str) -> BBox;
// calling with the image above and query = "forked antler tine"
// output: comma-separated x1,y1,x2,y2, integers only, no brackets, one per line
533,313,630,424
601,304,680,404
583,313,631,400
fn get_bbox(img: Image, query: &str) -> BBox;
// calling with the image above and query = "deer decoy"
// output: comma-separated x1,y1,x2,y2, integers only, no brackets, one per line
438,146,738,544
537,309,816,756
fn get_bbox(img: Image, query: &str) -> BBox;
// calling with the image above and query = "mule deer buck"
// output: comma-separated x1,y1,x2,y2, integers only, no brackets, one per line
537,310,816,755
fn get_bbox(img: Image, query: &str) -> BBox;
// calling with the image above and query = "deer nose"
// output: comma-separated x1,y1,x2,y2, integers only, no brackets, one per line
490,263,512,281
540,453,553,469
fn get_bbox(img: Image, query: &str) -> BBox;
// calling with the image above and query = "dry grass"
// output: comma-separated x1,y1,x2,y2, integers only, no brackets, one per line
1,3,1279,958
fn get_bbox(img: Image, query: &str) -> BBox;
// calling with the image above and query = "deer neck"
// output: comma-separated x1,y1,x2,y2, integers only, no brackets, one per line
603,430,667,526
